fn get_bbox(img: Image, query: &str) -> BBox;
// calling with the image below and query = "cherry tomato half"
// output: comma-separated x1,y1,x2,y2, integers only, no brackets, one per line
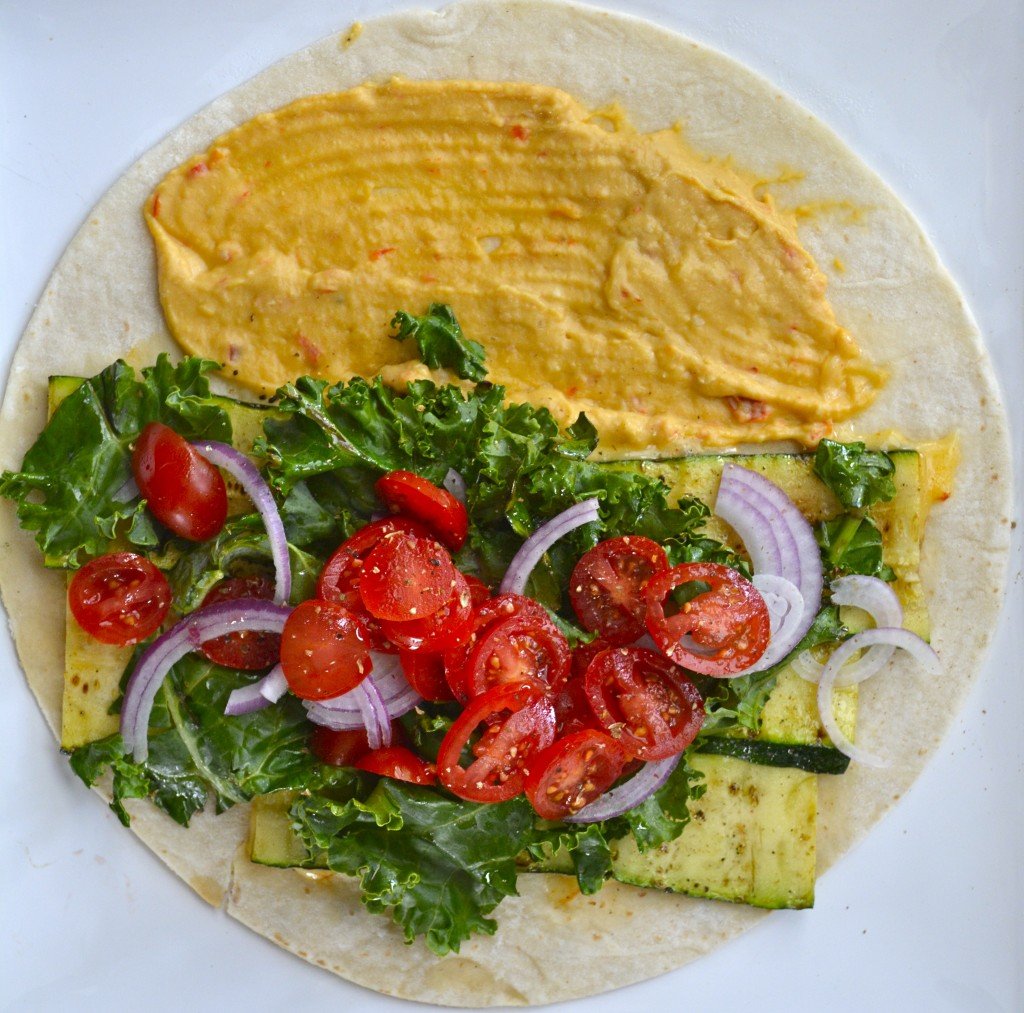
199,575,280,670
280,600,373,701
356,745,437,785
461,612,571,699
569,535,668,645
68,551,171,646
379,569,473,652
644,562,770,676
398,650,454,702
131,422,227,541
437,682,556,803
524,728,628,819
376,470,468,550
583,646,704,761
358,531,458,622
310,726,371,767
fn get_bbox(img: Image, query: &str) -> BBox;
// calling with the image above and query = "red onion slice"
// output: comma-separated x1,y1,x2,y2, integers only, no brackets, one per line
817,627,941,767
499,499,600,595
732,575,805,674
443,468,467,504
121,598,292,761
352,679,390,749
192,440,291,605
564,754,681,823
224,663,288,716
793,575,903,686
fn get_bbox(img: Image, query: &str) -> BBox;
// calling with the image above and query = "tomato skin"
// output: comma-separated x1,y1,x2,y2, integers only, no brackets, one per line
524,729,628,819
310,726,371,766
442,593,549,700
461,613,571,699
131,422,227,541
358,531,458,622
356,745,437,785
437,682,556,803
379,569,473,652
399,650,454,702
68,551,171,646
199,575,280,669
583,646,705,761
280,600,373,701
551,674,596,737
644,562,770,676
569,536,668,645
376,470,468,550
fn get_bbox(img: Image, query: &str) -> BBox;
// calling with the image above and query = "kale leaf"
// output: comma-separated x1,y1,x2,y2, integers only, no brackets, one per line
70,652,319,827
0,355,231,567
390,303,488,382
816,514,895,581
813,439,896,509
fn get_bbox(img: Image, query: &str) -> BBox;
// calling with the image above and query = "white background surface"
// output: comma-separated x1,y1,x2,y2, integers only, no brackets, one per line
1,2,1021,1010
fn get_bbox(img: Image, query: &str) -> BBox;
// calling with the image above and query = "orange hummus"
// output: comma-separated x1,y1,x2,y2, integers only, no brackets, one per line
146,78,885,454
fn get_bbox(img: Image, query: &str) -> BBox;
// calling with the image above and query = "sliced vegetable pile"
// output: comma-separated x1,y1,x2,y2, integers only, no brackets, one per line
0,306,942,954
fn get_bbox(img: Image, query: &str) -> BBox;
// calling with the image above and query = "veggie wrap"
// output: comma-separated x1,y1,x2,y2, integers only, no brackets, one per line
0,1,1012,1005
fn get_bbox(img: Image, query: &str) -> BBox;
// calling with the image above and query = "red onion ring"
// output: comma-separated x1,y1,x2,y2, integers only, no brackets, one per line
817,627,941,767
732,575,806,674
793,575,903,686
121,598,292,761
223,663,287,717
499,499,600,595
192,440,291,605
564,754,681,823
443,468,467,504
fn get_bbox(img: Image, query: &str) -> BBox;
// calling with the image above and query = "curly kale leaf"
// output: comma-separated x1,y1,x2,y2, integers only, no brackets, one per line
0,355,230,567
816,514,895,581
813,439,896,509
390,303,488,382
70,652,319,827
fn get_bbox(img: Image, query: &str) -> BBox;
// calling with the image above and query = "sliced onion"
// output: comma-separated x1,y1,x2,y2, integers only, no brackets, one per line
713,464,822,667
564,755,681,823
443,468,467,504
817,627,941,767
224,664,288,716
121,598,292,761
192,440,291,605
732,575,805,674
499,499,600,595
793,575,903,686
353,679,390,750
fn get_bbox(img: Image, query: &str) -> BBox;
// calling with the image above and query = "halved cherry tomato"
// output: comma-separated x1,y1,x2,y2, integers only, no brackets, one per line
583,646,704,761
376,470,468,550
131,422,227,541
379,570,473,652
356,745,437,785
199,574,280,669
463,574,491,607
310,726,371,767
569,635,617,680
569,535,668,644
644,562,770,676
461,613,571,699
398,650,453,702
550,674,596,737
358,530,458,622
442,593,549,698
437,682,556,803
524,728,628,819
280,600,373,701
68,551,170,646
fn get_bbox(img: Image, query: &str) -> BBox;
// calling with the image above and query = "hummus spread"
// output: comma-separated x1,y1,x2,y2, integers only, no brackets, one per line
146,79,884,454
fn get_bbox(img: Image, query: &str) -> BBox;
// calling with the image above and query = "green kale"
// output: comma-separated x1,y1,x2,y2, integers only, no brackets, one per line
0,355,231,567
813,439,897,509
390,303,488,382
291,775,537,955
70,652,320,827
816,514,895,581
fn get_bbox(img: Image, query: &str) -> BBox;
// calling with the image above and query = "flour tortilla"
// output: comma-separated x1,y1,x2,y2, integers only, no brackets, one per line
0,0,1012,1005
